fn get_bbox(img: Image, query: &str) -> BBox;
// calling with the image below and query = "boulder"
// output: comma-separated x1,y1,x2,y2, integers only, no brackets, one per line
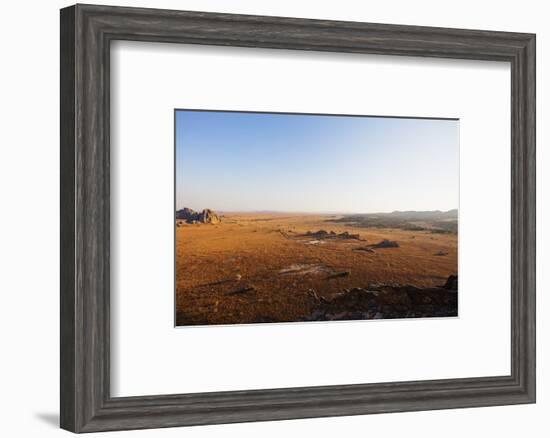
371,239,399,248
197,208,220,224
443,275,458,290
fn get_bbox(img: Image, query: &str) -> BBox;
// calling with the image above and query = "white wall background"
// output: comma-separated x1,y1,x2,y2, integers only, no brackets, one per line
0,0,546,437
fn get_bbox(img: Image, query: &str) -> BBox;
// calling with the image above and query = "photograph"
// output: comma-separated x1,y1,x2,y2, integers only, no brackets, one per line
175,110,459,326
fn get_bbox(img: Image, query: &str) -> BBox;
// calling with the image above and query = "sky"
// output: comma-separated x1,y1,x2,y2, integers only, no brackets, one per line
175,110,459,214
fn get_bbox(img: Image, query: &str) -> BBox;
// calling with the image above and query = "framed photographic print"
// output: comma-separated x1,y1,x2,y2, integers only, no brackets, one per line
174,110,459,326
60,4,536,433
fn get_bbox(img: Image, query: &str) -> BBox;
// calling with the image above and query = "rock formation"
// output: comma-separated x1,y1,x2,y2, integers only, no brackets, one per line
371,239,399,248
176,207,221,224
305,275,458,321
304,230,361,240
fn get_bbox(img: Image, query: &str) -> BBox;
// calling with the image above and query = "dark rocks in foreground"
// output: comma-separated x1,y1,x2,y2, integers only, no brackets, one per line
305,275,458,321
176,207,221,224
326,271,350,280
443,274,458,290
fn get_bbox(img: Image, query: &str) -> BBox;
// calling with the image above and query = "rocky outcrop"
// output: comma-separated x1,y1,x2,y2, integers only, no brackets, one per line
354,240,399,251
176,207,221,224
197,209,220,224
443,275,458,290
176,207,195,220
305,275,458,321
304,230,361,240
371,239,399,248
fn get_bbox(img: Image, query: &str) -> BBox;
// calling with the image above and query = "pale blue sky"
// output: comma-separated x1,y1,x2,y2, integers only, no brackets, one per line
175,110,459,213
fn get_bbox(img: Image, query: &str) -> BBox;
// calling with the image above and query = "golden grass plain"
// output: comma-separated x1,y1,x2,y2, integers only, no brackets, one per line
175,213,457,326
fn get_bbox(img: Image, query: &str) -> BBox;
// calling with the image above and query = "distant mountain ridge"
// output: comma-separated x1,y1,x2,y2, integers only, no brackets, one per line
369,209,458,220
330,209,458,234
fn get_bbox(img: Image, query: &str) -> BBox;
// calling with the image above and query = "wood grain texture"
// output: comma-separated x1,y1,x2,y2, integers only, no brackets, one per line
60,5,76,431
60,3,536,433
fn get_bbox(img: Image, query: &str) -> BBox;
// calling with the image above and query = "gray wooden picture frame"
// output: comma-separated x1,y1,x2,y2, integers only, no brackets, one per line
60,3,536,433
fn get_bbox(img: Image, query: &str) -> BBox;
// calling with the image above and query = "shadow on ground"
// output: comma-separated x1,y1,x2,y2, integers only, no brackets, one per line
35,412,59,428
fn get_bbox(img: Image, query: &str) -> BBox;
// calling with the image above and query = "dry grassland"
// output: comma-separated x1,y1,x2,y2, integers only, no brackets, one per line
175,213,457,326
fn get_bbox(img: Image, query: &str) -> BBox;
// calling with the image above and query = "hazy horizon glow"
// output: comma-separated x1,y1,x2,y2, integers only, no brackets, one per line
176,110,459,214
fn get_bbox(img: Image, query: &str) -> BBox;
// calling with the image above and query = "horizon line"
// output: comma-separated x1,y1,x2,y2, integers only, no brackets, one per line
175,207,459,215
